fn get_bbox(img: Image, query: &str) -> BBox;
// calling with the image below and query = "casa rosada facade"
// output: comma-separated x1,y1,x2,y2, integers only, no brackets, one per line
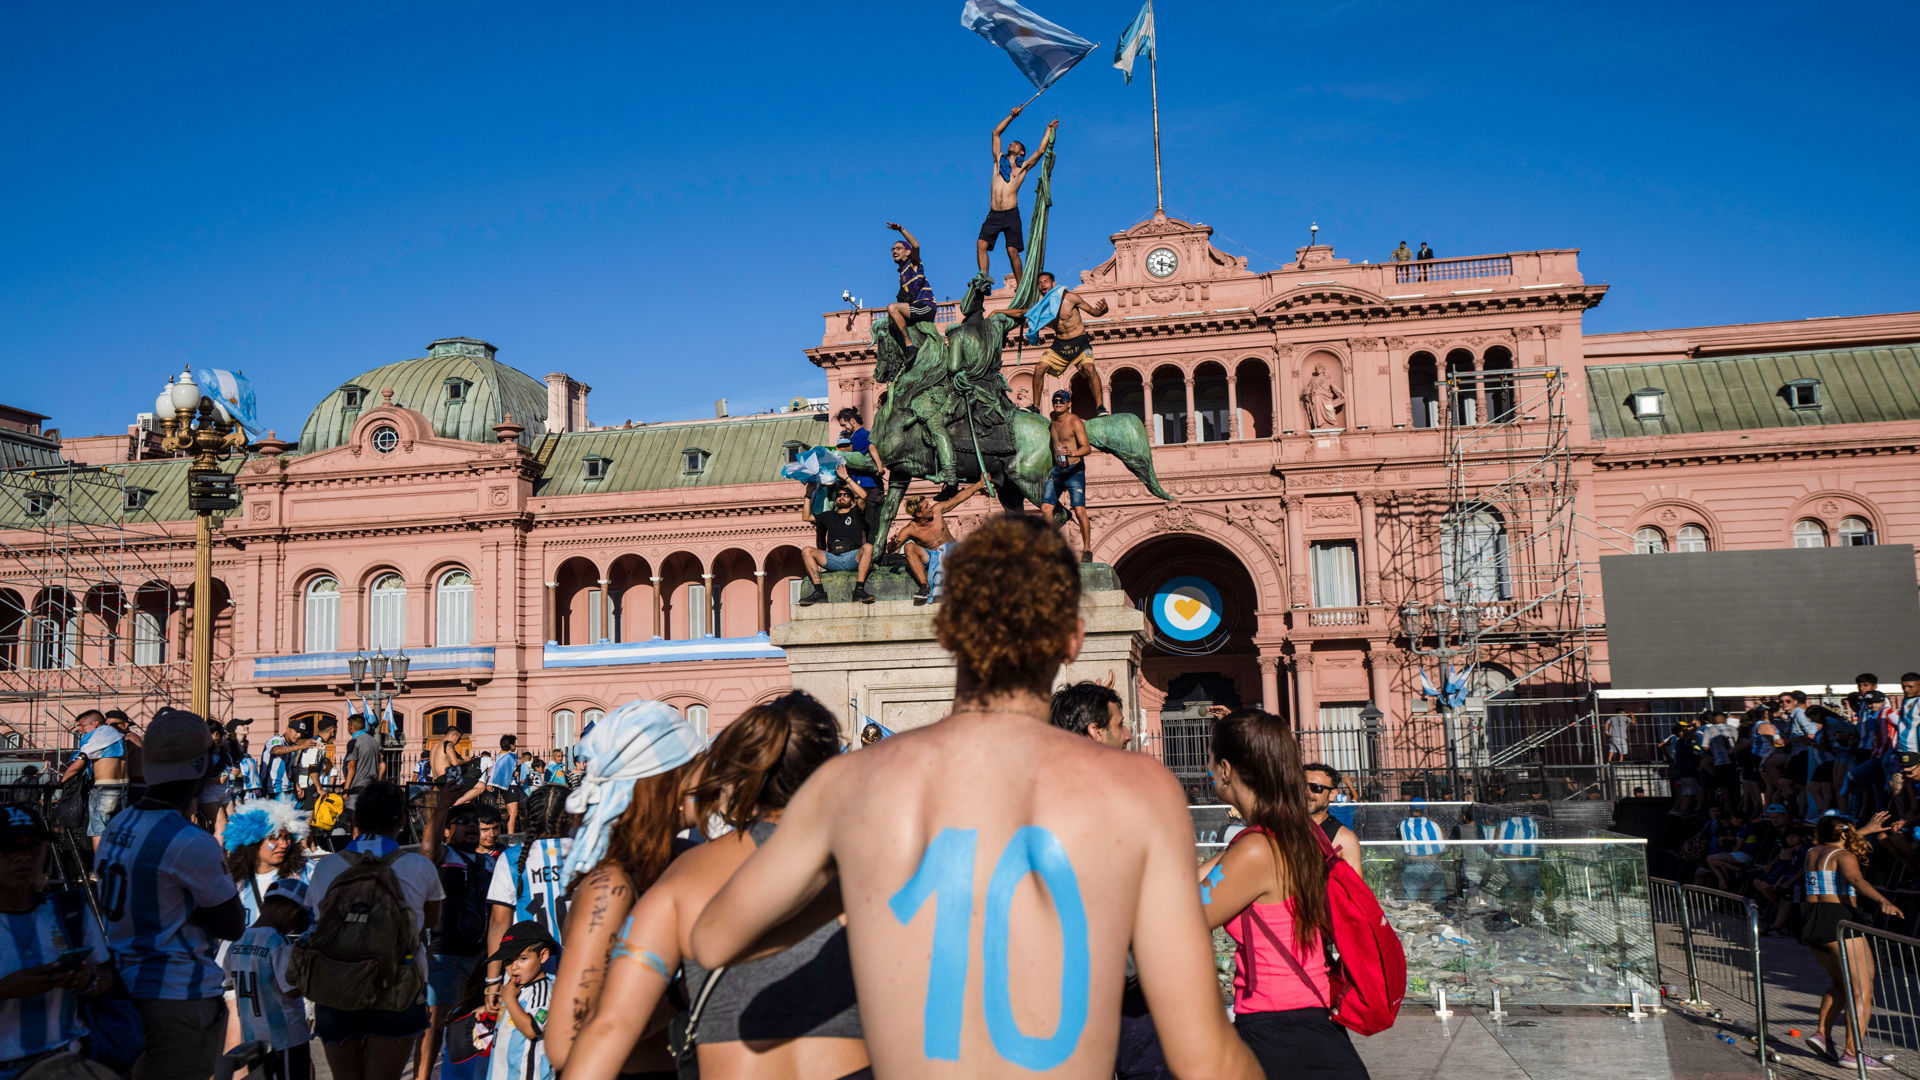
4,211,1919,770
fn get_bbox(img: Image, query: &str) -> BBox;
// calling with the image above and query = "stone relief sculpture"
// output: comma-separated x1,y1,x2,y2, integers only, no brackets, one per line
1300,360,1347,429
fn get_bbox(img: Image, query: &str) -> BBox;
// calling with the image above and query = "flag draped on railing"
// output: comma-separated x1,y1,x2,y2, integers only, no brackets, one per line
960,0,1097,90
1113,1,1154,84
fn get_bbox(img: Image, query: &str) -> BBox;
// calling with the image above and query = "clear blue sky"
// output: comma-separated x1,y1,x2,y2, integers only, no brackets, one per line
5,2,1916,440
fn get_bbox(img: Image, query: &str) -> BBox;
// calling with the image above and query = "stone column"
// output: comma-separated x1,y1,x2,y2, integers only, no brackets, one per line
701,573,715,638
1368,649,1393,711
755,570,769,634
1183,373,1197,443
1258,654,1282,714
651,576,664,640
1227,372,1241,441
543,582,557,644
1358,493,1382,605
595,579,611,643
1293,653,1317,729
1284,496,1309,608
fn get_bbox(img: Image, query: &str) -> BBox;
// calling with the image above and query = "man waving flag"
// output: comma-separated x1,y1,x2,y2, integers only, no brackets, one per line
1114,1,1155,84
960,0,1096,91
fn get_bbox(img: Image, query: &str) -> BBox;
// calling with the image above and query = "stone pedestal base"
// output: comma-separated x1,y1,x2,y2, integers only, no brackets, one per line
772,564,1147,744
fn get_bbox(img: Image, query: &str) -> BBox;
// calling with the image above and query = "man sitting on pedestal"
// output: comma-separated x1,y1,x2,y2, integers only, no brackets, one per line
800,482,875,606
888,478,987,605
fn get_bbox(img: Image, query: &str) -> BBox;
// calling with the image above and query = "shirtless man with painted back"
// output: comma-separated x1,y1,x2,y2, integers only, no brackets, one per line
693,517,1259,1080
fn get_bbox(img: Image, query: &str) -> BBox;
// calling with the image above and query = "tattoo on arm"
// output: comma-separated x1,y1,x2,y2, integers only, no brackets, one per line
1200,863,1225,906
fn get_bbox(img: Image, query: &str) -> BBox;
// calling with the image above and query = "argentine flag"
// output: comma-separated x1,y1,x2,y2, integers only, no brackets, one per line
1114,2,1155,84
961,0,1097,91
195,368,260,436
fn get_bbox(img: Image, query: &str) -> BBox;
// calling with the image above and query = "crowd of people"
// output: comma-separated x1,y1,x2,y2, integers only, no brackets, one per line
2,515,1382,1080
1654,676,1920,1070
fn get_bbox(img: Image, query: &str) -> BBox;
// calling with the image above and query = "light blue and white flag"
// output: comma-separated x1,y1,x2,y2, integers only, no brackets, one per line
1113,1,1154,84
195,368,260,436
779,446,845,485
1418,667,1441,700
381,696,397,741
1023,283,1066,343
961,0,1097,91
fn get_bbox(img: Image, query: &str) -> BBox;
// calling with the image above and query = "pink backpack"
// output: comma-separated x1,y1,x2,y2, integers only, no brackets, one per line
1231,825,1407,1035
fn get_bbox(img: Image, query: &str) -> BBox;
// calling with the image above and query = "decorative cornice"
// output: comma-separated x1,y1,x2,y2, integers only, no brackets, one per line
1594,441,1920,470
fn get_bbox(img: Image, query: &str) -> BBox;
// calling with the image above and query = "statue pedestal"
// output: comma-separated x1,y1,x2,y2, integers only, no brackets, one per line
772,564,1147,745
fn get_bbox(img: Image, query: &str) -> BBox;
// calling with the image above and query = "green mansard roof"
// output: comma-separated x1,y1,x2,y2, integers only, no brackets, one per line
1586,343,1920,438
297,338,549,454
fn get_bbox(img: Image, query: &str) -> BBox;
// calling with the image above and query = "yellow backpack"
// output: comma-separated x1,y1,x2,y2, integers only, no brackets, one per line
311,792,345,832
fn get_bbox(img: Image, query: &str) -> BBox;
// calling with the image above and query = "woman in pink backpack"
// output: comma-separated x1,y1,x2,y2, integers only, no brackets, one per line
1198,710,1372,1080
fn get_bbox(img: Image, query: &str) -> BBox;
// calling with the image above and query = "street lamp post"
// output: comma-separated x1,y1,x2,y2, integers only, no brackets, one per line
348,648,411,778
1359,700,1385,800
1403,600,1482,797
157,370,246,717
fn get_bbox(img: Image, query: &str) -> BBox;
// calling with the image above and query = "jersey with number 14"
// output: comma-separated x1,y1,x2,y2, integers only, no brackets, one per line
96,806,239,999
487,838,573,942
222,926,309,1050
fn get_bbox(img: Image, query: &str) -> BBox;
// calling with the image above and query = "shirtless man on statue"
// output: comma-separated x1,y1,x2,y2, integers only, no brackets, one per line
1027,271,1109,414
693,517,1260,1080
978,107,1057,280
888,478,987,605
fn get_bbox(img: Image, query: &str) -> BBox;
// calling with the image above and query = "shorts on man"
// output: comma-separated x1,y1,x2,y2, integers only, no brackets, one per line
1041,333,1095,375
978,206,1024,252
824,550,862,573
905,300,937,324
88,783,129,837
926,542,955,598
1043,461,1087,509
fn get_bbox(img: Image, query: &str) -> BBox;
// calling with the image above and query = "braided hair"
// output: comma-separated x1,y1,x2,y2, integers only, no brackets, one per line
516,784,574,885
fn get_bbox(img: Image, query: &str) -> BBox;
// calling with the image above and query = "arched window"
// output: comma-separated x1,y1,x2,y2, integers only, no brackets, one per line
1793,519,1827,548
1441,506,1511,602
305,577,340,652
1634,527,1666,554
583,708,604,733
553,709,576,751
1676,525,1709,553
369,573,406,650
132,610,166,665
436,570,473,646
1838,517,1875,547
31,595,77,670
686,704,710,740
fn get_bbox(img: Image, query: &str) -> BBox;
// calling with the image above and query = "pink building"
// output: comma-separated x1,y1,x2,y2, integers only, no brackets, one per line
3,212,1917,785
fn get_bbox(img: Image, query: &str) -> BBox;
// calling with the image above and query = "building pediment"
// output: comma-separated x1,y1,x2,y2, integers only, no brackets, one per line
273,400,526,478
1257,283,1392,315
1080,212,1249,291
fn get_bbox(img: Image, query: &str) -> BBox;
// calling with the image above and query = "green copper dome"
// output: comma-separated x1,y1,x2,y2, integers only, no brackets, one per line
296,338,550,454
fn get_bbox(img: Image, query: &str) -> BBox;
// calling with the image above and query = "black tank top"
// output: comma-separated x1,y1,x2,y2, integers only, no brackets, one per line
1319,816,1343,846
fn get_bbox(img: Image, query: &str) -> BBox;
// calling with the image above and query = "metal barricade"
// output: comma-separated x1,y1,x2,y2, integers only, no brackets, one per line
1838,920,1920,1078
1649,878,1772,1072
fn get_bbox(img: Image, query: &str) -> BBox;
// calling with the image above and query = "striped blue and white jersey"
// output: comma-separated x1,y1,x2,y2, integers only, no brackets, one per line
487,975,553,1080
238,866,314,928
1897,697,1920,755
487,838,574,943
77,726,125,766
1398,816,1446,857
97,805,239,1000
238,756,261,795
488,753,519,791
222,927,308,1051
260,737,295,797
1495,815,1542,858
0,899,109,1060
1788,708,1829,766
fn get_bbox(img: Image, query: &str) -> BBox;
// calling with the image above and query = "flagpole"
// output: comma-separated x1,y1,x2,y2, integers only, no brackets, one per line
1148,0,1162,213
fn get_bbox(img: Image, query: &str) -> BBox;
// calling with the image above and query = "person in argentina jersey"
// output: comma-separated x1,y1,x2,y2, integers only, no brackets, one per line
222,879,313,1080
1491,812,1547,928
96,708,247,1080
484,786,574,1008
488,922,557,1080
0,804,113,1080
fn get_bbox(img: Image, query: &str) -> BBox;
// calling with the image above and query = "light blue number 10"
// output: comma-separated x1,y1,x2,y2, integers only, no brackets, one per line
889,826,1090,1071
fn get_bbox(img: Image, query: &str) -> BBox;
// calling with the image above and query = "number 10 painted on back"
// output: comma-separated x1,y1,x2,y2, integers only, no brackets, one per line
889,826,1091,1071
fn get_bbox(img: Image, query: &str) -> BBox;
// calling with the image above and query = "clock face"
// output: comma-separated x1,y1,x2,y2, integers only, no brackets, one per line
1145,247,1179,278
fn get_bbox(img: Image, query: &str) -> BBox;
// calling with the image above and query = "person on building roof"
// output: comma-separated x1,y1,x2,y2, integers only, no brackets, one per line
888,478,987,605
978,106,1056,280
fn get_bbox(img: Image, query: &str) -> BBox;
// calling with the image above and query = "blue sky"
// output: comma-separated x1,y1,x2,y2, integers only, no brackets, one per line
5,2,1916,440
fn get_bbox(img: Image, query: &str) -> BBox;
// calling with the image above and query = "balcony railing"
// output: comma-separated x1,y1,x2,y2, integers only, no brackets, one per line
1305,607,1375,628
1394,256,1513,285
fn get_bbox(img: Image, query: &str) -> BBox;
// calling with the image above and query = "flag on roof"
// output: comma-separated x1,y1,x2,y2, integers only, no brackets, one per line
960,0,1097,90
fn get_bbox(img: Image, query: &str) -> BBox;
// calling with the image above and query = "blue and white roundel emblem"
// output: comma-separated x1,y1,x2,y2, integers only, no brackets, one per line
1153,576,1223,642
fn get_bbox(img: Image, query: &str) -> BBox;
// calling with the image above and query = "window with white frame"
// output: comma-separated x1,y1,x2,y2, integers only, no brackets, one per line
1309,541,1359,607
1838,517,1875,546
1634,527,1666,554
305,577,340,653
132,610,165,666
1676,525,1709,553
31,613,75,670
436,570,473,646
1441,506,1512,602
553,710,576,751
686,583,709,638
369,573,407,650
582,708,604,736
1793,519,1827,548
686,704,710,740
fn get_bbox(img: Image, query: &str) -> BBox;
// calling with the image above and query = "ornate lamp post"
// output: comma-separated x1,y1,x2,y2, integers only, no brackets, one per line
157,370,246,717
1402,600,1482,796
348,648,411,776
1359,699,1385,798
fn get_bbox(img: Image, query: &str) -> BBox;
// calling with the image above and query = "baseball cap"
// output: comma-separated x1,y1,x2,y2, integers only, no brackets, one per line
103,709,133,727
1051,389,1072,403
1766,804,1788,815
289,716,314,737
1898,751,1920,770
1409,796,1427,806
144,707,215,783
263,878,309,907
489,920,559,963
0,804,52,848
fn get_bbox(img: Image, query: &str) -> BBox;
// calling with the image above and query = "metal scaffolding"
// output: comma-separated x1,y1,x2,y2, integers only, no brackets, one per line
0,460,229,753
1396,366,1601,800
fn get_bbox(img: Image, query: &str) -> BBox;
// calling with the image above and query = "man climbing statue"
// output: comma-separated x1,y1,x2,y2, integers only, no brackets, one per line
886,222,936,359
1024,271,1109,414
978,107,1057,280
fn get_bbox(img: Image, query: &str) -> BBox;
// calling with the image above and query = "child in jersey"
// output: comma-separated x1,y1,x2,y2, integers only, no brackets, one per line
485,787,574,1004
222,878,313,1080
488,921,556,1080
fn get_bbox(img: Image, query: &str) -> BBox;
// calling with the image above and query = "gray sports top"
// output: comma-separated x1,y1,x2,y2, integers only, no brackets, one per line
683,822,863,1042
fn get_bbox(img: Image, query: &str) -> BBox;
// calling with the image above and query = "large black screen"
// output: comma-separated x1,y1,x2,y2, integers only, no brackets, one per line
1600,545,1920,690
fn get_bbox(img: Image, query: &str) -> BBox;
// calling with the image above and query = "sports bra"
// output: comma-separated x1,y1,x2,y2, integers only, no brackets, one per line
682,822,862,1042
1805,846,1857,900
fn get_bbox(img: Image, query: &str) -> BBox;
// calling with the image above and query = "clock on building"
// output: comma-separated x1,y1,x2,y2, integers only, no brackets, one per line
1145,247,1179,278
